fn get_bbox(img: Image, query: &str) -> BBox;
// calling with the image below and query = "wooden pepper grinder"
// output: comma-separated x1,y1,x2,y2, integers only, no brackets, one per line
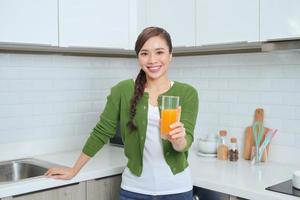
243,108,269,161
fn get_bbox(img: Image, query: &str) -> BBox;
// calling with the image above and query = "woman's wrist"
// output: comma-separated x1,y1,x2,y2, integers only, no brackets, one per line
171,136,187,152
71,167,80,175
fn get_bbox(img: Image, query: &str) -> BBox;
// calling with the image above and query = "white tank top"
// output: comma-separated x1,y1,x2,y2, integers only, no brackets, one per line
121,103,192,195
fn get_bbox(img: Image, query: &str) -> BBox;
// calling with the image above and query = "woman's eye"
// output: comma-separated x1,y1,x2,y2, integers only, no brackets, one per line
157,51,164,55
140,52,148,56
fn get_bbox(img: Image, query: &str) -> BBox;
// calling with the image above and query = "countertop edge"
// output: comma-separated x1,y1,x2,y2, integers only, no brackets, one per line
1,146,299,200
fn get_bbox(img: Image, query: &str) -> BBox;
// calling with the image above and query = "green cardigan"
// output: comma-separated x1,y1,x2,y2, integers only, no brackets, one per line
82,79,199,176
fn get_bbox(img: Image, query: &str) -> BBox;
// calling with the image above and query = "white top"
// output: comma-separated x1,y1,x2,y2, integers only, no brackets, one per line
121,103,192,195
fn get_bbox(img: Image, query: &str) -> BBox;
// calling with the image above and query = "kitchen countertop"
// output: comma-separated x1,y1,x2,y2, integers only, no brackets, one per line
189,151,300,200
0,145,299,199
0,145,126,198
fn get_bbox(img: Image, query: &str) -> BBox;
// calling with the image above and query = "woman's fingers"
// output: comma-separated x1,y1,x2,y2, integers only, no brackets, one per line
44,167,75,180
52,174,68,179
169,122,185,134
169,121,183,130
44,168,56,176
45,169,58,177
168,121,185,140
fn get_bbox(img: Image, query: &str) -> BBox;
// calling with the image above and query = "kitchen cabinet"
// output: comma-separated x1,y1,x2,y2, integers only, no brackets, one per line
1,175,121,200
196,0,259,45
260,0,300,41
193,186,248,200
86,175,121,200
0,0,58,46
1,1,300,53
59,0,130,49
1,182,85,200
138,0,196,47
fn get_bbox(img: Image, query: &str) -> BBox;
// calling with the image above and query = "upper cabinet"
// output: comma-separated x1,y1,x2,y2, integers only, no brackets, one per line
196,0,259,45
0,0,58,46
1,0,300,51
137,0,196,47
260,0,300,41
59,0,130,49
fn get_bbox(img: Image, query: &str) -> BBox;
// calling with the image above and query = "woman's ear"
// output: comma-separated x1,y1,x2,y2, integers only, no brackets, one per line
169,53,173,62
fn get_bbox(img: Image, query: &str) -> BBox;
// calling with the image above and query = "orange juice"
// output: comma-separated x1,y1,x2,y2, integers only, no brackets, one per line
160,109,179,136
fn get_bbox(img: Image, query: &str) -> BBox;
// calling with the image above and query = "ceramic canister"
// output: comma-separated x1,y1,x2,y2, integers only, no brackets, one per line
293,170,300,189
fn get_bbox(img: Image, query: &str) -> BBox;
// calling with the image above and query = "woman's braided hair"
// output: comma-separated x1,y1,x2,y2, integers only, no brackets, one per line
127,27,173,131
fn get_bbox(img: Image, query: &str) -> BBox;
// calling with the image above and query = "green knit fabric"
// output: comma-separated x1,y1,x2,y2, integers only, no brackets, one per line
82,79,199,176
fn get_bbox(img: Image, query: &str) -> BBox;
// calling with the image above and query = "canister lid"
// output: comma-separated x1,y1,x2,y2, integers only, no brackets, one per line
230,137,237,143
219,130,227,136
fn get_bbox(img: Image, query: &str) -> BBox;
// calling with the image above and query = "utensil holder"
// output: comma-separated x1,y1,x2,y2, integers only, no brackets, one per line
251,145,269,165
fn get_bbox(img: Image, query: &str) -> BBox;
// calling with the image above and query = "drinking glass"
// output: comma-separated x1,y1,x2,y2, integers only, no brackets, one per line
160,96,180,139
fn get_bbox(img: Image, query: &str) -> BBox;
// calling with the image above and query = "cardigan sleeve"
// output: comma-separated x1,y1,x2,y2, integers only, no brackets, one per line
82,83,121,157
179,86,199,152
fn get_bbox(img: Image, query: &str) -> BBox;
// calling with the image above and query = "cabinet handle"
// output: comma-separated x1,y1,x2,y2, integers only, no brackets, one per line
66,45,125,50
94,174,122,181
0,41,54,47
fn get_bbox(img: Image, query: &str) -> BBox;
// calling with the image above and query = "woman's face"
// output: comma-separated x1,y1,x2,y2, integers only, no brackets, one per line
138,36,172,81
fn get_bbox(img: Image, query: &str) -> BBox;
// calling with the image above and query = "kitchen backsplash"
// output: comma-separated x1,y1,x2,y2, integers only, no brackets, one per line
0,51,299,164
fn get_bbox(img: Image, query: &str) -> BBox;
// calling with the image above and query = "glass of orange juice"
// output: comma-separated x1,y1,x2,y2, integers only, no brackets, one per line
160,95,180,139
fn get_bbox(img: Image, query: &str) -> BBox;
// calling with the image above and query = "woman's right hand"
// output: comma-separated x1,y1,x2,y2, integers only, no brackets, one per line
44,153,90,180
44,167,78,180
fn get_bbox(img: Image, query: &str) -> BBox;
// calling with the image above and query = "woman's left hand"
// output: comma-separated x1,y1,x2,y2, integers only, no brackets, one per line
167,121,187,151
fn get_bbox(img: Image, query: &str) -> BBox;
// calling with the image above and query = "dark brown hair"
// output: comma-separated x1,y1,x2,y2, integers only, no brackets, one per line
127,27,173,131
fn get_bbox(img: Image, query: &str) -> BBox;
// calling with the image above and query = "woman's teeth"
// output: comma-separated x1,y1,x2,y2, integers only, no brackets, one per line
147,66,160,72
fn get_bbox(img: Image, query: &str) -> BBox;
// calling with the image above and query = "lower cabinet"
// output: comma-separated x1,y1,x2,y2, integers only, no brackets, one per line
2,182,86,200
1,175,122,200
193,186,248,200
87,175,122,200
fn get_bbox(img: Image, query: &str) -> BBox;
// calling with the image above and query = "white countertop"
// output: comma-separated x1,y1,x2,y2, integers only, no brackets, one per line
189,151,300,200
0,145,127,198
1,145,299,200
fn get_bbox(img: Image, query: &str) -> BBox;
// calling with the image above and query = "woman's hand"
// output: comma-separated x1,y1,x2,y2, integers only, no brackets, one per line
44,167,78,180
44,153,90,180
167,121,187,151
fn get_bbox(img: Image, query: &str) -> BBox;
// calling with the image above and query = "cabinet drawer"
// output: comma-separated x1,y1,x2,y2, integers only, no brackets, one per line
86,175,121,200
2,182,85,200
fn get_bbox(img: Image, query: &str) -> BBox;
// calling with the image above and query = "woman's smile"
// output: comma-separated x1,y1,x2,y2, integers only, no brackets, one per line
146,65,161,73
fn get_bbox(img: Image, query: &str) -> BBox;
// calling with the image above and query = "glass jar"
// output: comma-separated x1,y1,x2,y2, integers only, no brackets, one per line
217,130,228,160
229,137,239,161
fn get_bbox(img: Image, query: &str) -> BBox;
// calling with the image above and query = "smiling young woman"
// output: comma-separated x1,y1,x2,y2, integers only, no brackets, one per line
45,27,199,200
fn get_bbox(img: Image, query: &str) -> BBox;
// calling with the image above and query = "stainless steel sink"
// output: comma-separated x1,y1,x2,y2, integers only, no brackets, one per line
0,158,60,183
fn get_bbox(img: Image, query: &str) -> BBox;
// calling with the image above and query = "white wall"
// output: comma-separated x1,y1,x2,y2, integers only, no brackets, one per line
170,51,300,164
0,53,138,161
0,50,300,164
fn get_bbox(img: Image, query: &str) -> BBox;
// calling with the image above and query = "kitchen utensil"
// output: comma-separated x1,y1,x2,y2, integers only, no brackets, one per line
252,121,264,163
258,129,277,161
243,108,269,161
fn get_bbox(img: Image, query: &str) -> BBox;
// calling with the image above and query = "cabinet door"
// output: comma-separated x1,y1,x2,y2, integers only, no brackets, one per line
59,0,130,49
260,0,300,41
0,0,58,46
196,0,259,45
87,175,121,200
3,182,86,200
139,0,195,47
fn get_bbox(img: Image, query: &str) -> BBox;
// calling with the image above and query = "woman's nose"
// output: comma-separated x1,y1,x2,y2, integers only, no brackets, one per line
147,53,156,63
